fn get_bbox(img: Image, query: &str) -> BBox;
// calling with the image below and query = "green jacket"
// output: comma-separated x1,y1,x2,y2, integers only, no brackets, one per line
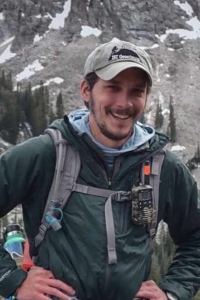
0,117,200,300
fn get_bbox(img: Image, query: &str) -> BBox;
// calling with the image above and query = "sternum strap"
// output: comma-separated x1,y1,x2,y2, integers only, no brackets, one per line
73,183,129,264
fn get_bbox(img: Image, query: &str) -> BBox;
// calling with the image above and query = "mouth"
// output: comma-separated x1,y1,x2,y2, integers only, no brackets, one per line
110,112,131,120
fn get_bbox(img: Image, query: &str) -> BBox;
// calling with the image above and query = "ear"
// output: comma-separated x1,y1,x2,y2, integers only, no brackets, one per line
80,79,91,104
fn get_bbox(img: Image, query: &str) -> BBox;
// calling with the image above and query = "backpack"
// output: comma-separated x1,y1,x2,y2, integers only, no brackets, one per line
33,128,166,264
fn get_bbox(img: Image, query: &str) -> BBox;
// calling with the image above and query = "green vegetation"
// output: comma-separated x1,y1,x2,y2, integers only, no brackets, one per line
154,101,164,129
0,70,64,144
167,95,177,143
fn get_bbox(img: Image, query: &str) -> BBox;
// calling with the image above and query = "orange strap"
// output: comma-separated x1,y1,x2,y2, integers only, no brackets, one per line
21,240,34,271
144,163,150,176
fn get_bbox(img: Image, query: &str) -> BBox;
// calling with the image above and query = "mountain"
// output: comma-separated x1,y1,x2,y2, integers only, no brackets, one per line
0,0,200,177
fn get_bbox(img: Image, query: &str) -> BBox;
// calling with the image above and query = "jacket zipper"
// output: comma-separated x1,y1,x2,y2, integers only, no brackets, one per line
108,177,112,188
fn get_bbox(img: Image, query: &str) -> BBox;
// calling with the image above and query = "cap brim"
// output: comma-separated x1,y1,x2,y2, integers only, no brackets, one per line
95,61,152,86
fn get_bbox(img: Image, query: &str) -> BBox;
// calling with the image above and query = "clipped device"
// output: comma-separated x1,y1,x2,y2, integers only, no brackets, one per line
131,184,154,226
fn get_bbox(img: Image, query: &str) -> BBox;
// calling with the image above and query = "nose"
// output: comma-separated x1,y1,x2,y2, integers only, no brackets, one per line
116,91,132,108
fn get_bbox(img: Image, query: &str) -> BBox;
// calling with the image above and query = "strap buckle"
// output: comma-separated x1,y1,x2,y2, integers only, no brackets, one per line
114,191,131,202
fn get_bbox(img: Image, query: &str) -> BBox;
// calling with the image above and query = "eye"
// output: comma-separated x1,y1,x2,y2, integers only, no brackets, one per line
106,85,120,92
131,89,145,96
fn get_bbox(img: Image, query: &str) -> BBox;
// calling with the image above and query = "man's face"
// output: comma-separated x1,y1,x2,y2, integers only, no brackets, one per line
81,68,148,148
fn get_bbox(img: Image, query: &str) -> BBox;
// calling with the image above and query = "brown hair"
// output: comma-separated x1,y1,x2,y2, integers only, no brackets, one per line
84,72,99,108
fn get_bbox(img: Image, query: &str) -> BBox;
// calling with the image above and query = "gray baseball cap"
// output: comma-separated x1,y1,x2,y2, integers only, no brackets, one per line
84,39,153,86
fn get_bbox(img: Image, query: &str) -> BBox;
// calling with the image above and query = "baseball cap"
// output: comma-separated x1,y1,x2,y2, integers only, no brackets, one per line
84,39,153,86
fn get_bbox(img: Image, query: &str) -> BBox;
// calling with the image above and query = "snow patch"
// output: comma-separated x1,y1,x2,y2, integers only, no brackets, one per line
187,16,200,34
32,77,64,90
111,37,121,42
174,0,193,17
110,37,159,50
33,34,44,43
0,13,4,21
140,43,159,50
48,0,71,30
162,108,170,115
155,65,161,83
86,0,92,12
0,44,16,64
80,25,102,37
157,92,166,105
35,14,42,19
0,37,15,48
16,60,44,81
158,1,200,42
171,145,186,151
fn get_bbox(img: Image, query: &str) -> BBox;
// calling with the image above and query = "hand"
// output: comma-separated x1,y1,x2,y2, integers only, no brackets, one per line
16,266,75,300
134,280,167,300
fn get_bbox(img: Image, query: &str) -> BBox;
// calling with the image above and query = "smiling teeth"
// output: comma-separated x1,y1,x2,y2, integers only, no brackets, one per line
112,113,130,120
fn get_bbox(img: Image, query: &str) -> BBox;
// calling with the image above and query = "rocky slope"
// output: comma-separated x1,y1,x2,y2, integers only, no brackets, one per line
0,0,200,172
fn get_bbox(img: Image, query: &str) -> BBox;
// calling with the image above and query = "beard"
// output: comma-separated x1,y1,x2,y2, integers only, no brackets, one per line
89,96,134,141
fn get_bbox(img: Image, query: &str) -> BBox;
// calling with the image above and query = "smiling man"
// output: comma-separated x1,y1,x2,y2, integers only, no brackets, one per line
0,40,200,300
81,41,151,149
81,68,148,147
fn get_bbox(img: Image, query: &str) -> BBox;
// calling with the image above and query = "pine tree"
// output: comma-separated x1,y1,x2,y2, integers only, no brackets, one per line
0,70,6,88
49,103,56,124
44,86,50,117
167,95,177,142
0,70,57,143
22,82,35,127
0,87,19,144
31,82,49,136
6,71,13,91
195,142,200,159
155,102,164,129
56,92,64,118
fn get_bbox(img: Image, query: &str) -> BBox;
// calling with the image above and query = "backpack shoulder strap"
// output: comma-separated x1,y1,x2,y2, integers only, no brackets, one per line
44,128,67,207
141,144,168,240
34,128,81,251
149,145,167,239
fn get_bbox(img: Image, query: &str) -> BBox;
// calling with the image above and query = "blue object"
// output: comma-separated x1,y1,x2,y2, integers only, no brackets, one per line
4,224,25,259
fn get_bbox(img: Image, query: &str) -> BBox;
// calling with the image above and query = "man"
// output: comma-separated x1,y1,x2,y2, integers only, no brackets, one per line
0,39,200,300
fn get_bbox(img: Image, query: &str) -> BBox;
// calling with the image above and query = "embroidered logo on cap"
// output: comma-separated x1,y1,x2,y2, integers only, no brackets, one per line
108,45,141,63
